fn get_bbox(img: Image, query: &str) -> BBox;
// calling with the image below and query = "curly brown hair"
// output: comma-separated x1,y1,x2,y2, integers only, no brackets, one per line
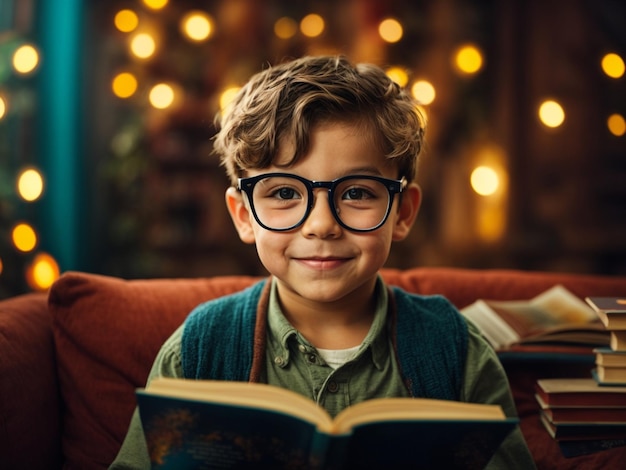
213,55,426,185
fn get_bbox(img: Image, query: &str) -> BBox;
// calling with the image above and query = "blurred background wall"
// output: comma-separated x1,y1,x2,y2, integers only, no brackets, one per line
1,0,625,298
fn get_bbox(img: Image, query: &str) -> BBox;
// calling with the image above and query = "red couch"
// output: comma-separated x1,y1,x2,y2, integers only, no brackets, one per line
1,267,626,469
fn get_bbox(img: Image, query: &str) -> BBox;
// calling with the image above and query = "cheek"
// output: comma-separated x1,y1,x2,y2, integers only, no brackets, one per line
357,231,394,262
251,229,288,265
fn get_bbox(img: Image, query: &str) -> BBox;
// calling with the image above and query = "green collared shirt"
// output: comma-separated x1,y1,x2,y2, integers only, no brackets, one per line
262,278,409,418
110,277,536,469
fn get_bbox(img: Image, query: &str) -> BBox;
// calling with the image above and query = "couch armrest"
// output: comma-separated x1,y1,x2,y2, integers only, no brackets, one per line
0,292,62,469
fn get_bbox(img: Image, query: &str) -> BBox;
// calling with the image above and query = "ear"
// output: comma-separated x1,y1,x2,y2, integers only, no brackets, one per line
392,183,421,241
225,187,256,244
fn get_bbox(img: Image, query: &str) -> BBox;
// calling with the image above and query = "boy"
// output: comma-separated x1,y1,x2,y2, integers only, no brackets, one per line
111,55,535,469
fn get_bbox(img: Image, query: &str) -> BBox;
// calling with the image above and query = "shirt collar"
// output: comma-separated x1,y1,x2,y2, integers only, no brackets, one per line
266,276,390,370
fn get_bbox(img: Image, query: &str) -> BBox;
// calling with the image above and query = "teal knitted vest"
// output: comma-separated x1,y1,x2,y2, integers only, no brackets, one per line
181,280,468,400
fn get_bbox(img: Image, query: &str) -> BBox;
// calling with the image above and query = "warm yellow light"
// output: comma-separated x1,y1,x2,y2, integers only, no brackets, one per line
219,86,241,111
538,100,565,128
471,166,500,196
300,14,325,38
385,67,408,87
607,113,626,137
274,17,298,39
149,83,175,109
17,168,44,202
130,33,156,59
12,223,37,252
181,11,214,42
27,253,60,291
0,95,6,119
114,9,139,33
601,53,625,79
378,18,403,43
12,44,40,74
142,0,168,10
454,44,483,75
411,80,436,105
112,72,138,98
0,257,3,275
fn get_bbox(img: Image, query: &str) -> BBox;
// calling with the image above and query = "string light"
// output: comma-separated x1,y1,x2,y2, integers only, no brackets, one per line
142,0,168,10
12,223,38,252
112,72,138,98
607,114,626,137
12,44,40,74
538,100,565,128
130,32,156,59
471,166,500,196
17,168,44,202
300,14,324,37
454,44,483,75
601,53,625,79
385,66,408,87
149,83,175,109
378,18,403,43
26,253,60,291
180,11,214,42
411,80,436,105
114,9,139,33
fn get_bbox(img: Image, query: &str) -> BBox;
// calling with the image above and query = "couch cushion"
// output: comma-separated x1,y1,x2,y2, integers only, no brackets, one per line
48,272,259,470
0,292,62,470
48,267,626,469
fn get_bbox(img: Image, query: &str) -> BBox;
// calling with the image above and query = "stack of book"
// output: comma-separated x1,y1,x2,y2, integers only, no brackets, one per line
535,378,626,455
534,297,626,456
586,297,626,386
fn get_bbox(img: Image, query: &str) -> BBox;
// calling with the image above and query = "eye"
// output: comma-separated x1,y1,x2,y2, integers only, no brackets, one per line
342,186,375,201
272,186,302,200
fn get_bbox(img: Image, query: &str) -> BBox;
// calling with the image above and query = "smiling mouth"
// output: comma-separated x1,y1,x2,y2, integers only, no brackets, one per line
296,257,350,270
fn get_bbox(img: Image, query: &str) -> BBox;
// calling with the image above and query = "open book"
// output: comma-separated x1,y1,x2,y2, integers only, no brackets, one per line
136,377,517,470
461,285,608,350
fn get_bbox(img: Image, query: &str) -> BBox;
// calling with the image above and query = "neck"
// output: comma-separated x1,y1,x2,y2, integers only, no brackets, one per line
275,279,378,349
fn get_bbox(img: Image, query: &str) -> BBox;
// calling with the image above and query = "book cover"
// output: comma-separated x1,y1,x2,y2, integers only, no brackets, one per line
585,297,626,331
536,394,626,423
136,378,518,470
595,347,626,367
535,378,626,407
595,366,626,386
540,413,626,441
461,285,607,350
558,438,626,458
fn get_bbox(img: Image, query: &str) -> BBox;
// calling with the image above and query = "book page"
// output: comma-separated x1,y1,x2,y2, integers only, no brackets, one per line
332,397,506,434
145,377,334,432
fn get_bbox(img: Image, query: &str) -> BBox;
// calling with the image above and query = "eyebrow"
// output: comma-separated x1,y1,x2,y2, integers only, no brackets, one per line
334,166,384,178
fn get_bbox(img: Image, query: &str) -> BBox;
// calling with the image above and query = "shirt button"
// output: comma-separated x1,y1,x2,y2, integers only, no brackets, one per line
327,381,339,393
307,354,316,363
274,356,284,366
298,344,307,353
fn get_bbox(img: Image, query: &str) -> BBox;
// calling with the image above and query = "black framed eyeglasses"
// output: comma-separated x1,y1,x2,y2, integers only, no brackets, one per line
237,173,407,232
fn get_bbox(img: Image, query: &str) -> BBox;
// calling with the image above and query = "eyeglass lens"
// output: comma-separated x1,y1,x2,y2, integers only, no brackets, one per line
250,175,393,231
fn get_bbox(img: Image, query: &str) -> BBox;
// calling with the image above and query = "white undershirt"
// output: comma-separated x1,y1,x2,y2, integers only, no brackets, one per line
316,344,362,369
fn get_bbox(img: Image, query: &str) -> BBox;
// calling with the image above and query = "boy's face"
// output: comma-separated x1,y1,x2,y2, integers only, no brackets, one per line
226,120,421,307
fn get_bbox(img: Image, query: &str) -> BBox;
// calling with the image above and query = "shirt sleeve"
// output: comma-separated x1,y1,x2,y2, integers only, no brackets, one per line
461,320,537,470
108,325,185,470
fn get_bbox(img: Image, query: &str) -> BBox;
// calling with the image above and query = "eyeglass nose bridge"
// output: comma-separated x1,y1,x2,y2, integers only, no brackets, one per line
302,180,341,223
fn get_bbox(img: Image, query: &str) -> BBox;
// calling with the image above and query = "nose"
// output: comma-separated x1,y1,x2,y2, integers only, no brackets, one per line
300,189,341,238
